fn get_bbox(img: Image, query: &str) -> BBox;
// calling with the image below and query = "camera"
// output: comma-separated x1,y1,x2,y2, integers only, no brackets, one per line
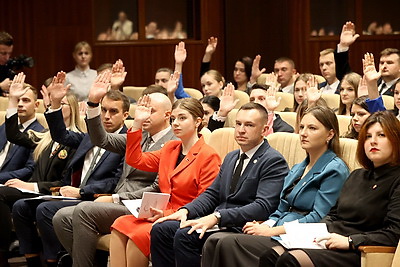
6,54,34,72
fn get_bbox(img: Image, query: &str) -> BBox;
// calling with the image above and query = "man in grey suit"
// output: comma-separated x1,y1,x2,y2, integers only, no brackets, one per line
53,88,176,267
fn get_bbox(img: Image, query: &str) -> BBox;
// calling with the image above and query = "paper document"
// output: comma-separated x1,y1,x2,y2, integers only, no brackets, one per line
0,184,40,195
278,221,329,249
122,192,170,218
26,195,78,201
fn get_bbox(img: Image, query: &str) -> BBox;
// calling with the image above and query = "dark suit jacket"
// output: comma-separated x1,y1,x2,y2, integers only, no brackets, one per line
184,139,289,229
377,78,397,96
45,109,125,199
86,114,178,200
0,115,44,183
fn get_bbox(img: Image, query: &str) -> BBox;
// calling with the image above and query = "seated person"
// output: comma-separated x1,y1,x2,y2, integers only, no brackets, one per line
109,97,221,267
150,102,289,267
200,95,220,129
201,105,349,267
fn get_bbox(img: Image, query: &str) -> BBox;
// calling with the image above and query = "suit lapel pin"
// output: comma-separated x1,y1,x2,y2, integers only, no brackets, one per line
372,184,378,189
253,159,257,164
58,149,68,159
161,144,164,147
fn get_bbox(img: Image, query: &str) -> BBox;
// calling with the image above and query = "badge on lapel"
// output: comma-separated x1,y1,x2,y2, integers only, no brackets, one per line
58,149,68,159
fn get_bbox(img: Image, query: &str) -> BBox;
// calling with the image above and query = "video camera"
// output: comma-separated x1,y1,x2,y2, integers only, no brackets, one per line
6,54,34,73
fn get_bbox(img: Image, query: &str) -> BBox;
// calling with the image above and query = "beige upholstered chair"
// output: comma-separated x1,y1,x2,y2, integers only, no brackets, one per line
337,115,351,137
321,94,340,110
129,104,137,118
124,119,135,129
184,88,203,99
359,241,399,267
200,127,212,144
382,95,394,110
266,132,305,168
224,109,239,128
339,137,360,172
35,113,48,129
276,112,297,129
0,97,8,111
123,86,146,101
96,235,111,252
207,128,240,160
276,92,294,111
36,99,46,113
233,90,250,109
0,110,5,124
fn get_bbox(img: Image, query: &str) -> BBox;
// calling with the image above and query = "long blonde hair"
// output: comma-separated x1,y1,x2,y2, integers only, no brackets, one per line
28,92,81,161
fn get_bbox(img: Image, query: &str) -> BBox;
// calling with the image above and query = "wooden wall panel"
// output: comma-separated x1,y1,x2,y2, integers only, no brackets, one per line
0,0,225,93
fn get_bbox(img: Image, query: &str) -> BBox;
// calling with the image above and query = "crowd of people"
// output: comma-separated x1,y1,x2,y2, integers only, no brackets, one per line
0,19,399,267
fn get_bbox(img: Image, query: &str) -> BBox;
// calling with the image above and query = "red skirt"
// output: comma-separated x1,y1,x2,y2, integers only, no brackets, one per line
111,215,152,256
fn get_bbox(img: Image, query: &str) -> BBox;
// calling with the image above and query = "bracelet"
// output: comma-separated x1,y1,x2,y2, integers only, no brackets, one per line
87,101,100,107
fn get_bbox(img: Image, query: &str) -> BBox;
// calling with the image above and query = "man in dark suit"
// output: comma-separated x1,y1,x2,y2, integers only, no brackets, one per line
11,72,128,266
0,85,43,183
377,48,400,96
53,90,178,267
150,102,289,267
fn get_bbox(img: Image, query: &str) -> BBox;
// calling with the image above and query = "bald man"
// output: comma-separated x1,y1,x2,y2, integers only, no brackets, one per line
53,92,177,267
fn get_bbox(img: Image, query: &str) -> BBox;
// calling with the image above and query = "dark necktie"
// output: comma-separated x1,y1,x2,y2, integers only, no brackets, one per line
80,147,102,187
379,83,387,95
230,153,248,194
143,135,153,151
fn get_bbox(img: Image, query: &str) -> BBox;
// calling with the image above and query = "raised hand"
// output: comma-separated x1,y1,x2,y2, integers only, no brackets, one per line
40,85,51,109
250,55,266,84
265,87,281,112
88,71,111,104
166,71,180,101
203,36,218,62
131,95,152,131
174,41,187,65
9,72,27,102
110,59,127,90
357,75,368,97
306,75,321,104
218,83,239,117
339,21,360,49
264,72,280,89
362,52,381,83
47,71,70,108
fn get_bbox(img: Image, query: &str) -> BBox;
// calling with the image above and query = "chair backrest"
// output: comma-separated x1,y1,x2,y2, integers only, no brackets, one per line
0,97,8,111
337,115,351,137
124,119,135,129
391,241,400,267
207,128,239,160
276,92,294,111
266,132,305,168
276,112,297,129
36,99,46,113
200,127,211,144
184,88,203,99
0,110,5,124
123,86,146,101
382,95,394,110
35,113,48,128
340,137,361,172
224,109,239,128
234,90,250,109
79,115,87,133
321,94,340,110
129,104,137,118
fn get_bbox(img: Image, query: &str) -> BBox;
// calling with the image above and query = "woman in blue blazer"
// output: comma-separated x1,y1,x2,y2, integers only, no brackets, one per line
201,105,350,267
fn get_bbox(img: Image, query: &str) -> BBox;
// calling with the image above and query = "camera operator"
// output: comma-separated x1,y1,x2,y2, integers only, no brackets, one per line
0,32,13,96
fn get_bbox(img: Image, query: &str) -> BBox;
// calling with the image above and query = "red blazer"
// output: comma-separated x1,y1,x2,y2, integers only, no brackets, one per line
126,129,221,215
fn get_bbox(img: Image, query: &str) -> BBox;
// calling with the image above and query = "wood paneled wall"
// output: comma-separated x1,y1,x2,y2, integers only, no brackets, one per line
0,0,225,91
1,0,400,94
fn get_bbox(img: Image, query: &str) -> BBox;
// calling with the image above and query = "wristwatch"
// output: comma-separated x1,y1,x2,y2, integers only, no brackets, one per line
213,211,221,224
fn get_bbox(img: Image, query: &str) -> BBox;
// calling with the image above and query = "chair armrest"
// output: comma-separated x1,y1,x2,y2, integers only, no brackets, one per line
359,246,396,253
94,194,112,198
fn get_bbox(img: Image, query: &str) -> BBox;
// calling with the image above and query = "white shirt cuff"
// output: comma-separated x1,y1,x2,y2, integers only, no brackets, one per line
6,108,17,118
46,106,62,113
33,183,39,193
212,111,227,122
112,193,120,203
337,44,349,53
86,105,101,119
